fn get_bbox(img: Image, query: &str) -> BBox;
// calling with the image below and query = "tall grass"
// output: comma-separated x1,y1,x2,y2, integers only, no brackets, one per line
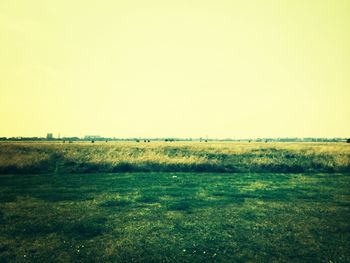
0,141,349,174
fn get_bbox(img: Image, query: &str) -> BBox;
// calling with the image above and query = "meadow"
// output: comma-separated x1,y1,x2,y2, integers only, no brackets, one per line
0,142,349,262
0,141,349,174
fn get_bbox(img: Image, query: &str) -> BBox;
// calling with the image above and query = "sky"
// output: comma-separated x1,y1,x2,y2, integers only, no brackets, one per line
0,0,349,139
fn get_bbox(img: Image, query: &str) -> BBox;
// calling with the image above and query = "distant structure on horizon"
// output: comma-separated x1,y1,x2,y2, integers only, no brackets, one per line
46,133,53,140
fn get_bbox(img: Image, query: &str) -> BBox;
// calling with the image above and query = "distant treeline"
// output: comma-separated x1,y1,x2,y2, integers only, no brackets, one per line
0,137,347,142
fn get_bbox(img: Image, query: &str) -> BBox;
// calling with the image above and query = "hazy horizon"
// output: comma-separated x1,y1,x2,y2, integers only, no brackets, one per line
0,134,348,141
1,0,349,138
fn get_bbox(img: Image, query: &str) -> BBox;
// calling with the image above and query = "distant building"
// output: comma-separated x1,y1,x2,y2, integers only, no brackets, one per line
47,133,53,140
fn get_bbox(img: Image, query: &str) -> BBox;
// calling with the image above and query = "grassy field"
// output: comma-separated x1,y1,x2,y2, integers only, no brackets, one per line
0,141,349,174
0,142,350,262
0,172,349,262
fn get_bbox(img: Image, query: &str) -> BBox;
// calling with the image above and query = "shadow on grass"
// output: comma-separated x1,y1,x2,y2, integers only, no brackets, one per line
136,195,160,203
99,199,132,208
34,191,93,202
167,201,192,212
6,216,107,239
166,199,210,212
61,217,107,238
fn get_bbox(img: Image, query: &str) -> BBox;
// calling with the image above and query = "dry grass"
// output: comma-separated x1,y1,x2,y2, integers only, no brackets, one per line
0,141,349,174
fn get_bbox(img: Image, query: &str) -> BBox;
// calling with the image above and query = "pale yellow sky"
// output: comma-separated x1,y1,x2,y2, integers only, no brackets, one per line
1,0,349,138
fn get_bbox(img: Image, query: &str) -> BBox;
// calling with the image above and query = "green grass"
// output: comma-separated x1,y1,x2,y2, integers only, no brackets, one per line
0,172,349,262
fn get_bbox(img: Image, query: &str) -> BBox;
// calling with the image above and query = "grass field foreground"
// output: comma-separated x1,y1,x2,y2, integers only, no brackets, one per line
0,172,349,262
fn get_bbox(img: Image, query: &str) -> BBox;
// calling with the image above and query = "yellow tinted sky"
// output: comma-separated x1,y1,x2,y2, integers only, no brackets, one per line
1,0,349,138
